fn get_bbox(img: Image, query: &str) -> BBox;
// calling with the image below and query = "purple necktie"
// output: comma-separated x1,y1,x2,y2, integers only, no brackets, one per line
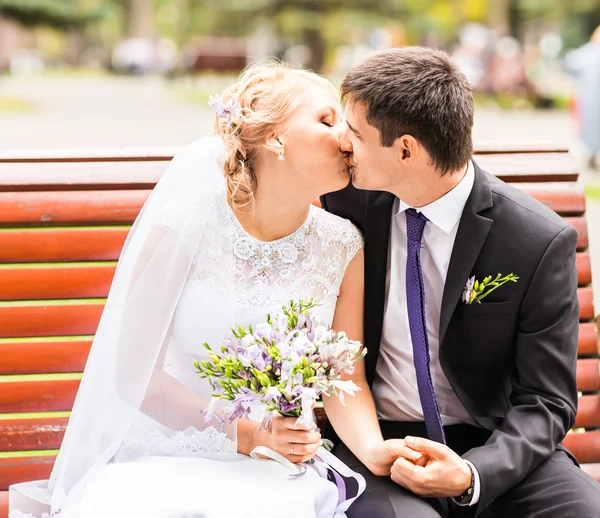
405,208,446,444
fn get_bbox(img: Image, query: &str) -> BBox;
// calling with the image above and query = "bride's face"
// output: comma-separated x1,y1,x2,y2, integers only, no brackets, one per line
281,84,350,196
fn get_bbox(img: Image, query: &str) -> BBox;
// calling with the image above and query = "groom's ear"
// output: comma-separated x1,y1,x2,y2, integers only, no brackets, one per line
397,135,419,166
263,136,285,157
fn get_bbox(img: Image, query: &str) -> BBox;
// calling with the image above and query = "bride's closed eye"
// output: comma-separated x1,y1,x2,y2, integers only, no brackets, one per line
321,121,334,128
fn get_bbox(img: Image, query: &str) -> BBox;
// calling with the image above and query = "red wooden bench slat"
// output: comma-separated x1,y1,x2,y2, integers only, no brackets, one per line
579,287,595,321
472,153,577,182
579,322,599,356
0,162,164,192
473,142,569,154
0,457,55,491
0,228,128,263
513,183,585,216
565,217,589,251
576,253,592,286
0,379,80,413
577,359,600,393
0,265,116,301
0,304,104,338
0,491,6,517
0,418,68,452
0,339,92,375
0,190,150,225
575,395,600,428
564,431,600,464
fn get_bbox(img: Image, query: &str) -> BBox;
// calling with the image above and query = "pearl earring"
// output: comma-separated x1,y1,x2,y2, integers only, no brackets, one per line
277,152,284,162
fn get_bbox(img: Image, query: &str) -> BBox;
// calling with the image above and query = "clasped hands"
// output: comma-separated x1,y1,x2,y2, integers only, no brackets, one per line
368,436,472,498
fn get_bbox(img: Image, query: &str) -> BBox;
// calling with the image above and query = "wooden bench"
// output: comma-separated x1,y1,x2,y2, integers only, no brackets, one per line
0,142,598,516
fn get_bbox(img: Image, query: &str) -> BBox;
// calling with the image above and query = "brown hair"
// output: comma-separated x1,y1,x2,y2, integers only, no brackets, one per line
214,61,336,207
341,46,474,175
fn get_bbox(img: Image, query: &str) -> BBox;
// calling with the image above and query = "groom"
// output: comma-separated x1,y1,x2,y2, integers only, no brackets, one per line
322,46,600,517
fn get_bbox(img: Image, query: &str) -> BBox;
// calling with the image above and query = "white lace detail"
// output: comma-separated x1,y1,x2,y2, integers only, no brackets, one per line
132,425,236,457
214,205,363,326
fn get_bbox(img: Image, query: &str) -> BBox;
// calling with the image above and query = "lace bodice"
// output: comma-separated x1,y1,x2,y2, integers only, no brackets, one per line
168,203,363,369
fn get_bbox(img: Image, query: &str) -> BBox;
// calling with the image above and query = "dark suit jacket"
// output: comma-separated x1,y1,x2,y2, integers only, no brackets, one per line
321,161,580,513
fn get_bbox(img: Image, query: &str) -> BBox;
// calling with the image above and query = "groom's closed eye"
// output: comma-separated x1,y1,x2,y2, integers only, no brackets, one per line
345,120,362,139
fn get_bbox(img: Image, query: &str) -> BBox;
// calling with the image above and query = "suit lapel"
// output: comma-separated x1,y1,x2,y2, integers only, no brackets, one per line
364,190,395,384
439,163,494,345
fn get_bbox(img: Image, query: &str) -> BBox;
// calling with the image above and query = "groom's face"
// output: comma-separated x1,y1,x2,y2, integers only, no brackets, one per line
340,101,403,191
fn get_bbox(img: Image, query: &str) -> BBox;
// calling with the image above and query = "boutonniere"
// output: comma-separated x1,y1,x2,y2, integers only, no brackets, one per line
462,273,519,304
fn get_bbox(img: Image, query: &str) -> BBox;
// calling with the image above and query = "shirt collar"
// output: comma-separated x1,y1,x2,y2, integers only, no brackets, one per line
396,160,475,234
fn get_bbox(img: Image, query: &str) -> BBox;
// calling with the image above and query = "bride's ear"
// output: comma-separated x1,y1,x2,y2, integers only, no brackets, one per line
263,136,285,159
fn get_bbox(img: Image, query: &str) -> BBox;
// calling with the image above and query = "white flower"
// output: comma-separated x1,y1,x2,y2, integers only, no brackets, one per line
462,276,476,304
330,379,361,405
255,322,272,338
313,325,329,343
296,387,317,429
241,335,255,347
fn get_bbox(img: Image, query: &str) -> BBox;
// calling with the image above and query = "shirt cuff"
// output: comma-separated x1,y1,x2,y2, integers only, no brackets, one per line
453,460,480,506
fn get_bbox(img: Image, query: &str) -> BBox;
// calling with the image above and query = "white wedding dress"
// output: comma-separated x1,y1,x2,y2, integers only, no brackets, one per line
9,139,365,518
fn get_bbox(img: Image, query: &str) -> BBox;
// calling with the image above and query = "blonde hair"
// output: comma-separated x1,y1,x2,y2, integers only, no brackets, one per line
592,25,600,44
214,61,336,208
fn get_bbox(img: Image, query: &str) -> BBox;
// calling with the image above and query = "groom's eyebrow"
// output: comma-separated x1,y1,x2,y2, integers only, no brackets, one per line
346,120,362,138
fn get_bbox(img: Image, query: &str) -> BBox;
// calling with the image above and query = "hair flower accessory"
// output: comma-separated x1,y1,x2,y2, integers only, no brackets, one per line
208,94,243,126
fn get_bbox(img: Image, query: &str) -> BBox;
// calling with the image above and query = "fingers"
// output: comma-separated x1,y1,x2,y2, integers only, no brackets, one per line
283,416,317,432
384,439,423,463
390,456,421,488
288,440,322,463
404,436,449,459
263,415,322,463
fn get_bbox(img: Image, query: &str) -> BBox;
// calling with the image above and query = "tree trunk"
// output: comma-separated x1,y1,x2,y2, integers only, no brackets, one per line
123,0,154,38
302,27,325,72
487,0,510,36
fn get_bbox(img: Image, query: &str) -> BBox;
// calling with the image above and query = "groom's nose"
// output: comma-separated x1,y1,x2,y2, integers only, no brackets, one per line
339,126,353,154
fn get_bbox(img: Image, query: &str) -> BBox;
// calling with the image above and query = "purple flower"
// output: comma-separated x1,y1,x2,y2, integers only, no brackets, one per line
280,398,301,414
230,403,252,421
264,386,280,404
208,94,243,126
259,409,276,433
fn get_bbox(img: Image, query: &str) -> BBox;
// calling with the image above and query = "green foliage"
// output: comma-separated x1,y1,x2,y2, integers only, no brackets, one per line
0,0,106,29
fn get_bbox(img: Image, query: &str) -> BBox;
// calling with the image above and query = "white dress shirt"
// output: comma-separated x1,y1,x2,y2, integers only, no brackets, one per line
371,160,481,505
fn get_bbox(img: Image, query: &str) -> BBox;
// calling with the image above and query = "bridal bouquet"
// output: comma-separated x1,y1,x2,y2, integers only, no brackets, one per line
195,299,366,432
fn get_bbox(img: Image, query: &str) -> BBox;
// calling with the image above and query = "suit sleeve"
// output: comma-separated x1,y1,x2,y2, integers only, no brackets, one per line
464,225,580,513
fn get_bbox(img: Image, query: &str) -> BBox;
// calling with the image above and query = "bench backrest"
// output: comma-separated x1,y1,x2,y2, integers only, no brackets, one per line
0,143,598,515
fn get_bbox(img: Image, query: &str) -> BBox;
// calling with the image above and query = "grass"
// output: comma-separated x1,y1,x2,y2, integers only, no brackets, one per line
167,73,239,107
585,185,600,201
0,373,82,383
0,96,36,112
0,450,59,459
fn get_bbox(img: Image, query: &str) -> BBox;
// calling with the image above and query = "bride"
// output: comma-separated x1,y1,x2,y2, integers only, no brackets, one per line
9,63,405,518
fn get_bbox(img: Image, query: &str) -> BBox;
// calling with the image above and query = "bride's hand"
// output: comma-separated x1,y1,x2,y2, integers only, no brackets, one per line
365,439,426,476
253,414,322,464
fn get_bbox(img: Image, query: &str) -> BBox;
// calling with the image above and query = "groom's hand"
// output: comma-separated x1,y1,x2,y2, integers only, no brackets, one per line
365,439,426,477
390,436,472,498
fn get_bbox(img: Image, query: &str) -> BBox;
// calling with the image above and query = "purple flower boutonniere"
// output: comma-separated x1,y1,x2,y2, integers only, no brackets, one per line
462,273,519,304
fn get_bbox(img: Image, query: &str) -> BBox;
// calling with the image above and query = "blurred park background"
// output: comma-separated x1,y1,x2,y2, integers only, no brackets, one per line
1,1,600,195
1,0,599,154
